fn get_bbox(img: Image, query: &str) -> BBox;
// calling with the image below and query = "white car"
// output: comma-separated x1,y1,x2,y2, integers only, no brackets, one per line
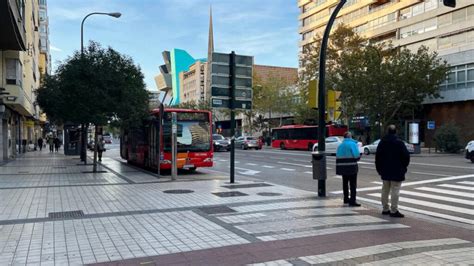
465,140,474,163
362,139,415,155
312,136,363,155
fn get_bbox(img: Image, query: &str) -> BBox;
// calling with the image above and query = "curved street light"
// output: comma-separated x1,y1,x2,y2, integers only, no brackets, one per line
81,12,122,54
79,12,121,164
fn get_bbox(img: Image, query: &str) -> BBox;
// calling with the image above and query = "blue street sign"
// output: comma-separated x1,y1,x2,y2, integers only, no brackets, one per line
427,121,435,130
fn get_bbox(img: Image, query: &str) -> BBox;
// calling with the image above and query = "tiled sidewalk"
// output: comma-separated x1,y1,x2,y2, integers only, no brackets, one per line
0,150,473,265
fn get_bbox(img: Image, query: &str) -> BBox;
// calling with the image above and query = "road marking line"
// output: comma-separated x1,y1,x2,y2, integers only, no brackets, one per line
356,196,474,225
331,174,474,194
277,161,311,168
245,163,257,166
361,166,376,170
262,165,275,169
218,159,228,162
399,191,472,205
367,193,474,215
280,168,295,171
332,175,342,179
457,181,474,185
438,184,474,191
409,162,474,170
411,171,450,177
304,171,312,174
372,181,383,184
416,187,474,198
358,161,373,165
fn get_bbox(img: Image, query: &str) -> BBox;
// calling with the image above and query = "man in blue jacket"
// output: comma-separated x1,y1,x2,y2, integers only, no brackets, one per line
336,132,361,207
375,125,410,218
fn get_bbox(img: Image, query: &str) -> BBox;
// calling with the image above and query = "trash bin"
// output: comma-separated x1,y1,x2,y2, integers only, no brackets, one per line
311,151,327,180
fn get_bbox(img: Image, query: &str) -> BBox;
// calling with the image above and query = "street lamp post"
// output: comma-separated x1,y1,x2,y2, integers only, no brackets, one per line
79,12,121,165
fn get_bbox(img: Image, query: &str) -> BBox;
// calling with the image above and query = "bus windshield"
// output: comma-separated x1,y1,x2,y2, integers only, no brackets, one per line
163,113,211,152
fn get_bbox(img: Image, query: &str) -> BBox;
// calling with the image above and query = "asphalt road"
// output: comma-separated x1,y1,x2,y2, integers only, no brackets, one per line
105,142,474,226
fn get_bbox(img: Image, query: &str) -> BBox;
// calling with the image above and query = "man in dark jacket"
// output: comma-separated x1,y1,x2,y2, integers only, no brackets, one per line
375,125,410,218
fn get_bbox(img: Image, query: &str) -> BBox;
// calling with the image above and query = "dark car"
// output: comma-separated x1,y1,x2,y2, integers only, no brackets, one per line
213,134,231,151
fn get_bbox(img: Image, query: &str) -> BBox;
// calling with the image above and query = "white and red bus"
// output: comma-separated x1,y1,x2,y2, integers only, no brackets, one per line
271,124,348,151
121,108,213,171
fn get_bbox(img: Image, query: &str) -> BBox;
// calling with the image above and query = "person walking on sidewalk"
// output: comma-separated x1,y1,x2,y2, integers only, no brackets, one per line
53,137,61,152
336,132,361,207
37,137,43,151
375,125,410,218
96,136,105,162
48,137,54,152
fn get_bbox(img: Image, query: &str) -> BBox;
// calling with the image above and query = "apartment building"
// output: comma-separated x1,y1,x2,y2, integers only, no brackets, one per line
179,60,209,104
1,0,44,161
298,0,474,143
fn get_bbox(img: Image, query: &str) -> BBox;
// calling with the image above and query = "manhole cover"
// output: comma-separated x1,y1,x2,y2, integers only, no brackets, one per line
199,206,236,214
48,210,84,219
222,183,272,189
257,192,283,197
212,191,248,198
163,189,194,194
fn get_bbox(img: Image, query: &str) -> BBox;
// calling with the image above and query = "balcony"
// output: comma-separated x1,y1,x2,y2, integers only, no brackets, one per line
0,0,26,51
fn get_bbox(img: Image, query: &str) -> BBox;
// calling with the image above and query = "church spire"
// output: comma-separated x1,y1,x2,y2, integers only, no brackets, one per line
207,5,214,61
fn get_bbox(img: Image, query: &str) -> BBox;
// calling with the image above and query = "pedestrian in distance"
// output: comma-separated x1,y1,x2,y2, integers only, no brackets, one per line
375,125,410,218
336,131,361,207
37,137,43,151
48,137,54,152
96,136,106,162
53,137,60,152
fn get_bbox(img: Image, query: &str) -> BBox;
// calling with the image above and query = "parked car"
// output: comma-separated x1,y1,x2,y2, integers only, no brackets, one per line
362,139,415,155
235,136,261,150
213,134,231,151
465,140,474,163
312,136,363,155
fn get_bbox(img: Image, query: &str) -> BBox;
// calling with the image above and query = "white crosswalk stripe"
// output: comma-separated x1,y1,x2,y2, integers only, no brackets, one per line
416,187,474,198
360,179,474,225
438,184,474,191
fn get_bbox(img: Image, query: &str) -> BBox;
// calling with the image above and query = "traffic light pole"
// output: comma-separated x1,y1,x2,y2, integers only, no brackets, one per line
316,0,346,197
230,51,236,183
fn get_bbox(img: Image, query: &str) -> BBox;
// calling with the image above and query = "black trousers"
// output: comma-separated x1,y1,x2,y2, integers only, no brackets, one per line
342,174,357,203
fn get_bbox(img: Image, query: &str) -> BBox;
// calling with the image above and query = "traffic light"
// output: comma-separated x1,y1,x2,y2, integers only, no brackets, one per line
327,90,342,122
307,79,318,109
443,0,456,7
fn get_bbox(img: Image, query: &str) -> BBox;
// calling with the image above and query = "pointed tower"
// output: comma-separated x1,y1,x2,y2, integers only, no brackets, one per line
206,5,214,101
207,5,214,61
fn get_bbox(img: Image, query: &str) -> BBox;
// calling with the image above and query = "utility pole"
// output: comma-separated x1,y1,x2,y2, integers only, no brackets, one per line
229,51,236,183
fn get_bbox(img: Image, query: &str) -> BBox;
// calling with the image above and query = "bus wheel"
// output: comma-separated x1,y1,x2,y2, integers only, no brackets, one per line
280,143,285,150
308,143,313,151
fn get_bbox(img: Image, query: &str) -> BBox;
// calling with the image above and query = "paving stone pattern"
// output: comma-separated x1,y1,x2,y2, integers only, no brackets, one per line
1,151,473,265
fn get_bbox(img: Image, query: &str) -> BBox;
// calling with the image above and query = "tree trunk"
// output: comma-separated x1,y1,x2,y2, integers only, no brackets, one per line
92,124,99,172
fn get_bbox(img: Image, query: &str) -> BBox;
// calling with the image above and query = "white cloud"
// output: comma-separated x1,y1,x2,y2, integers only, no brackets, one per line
50,45,62,52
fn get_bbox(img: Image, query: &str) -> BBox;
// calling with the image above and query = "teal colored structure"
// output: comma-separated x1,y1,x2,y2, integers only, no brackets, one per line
170,49,196,105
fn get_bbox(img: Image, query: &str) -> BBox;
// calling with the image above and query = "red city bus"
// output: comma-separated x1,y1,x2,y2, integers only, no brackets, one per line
271,124,348,151
121,108,213,171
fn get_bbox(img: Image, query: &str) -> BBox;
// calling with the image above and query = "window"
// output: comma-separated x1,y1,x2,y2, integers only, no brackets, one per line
39,10,46,21
437,13,451,28
5,59,22,85
452,9,466,24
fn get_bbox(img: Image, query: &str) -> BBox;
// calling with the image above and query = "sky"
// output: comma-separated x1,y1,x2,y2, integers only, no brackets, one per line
47,0,300,92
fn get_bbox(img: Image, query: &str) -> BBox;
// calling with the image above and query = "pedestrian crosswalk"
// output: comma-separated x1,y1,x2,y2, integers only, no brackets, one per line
359,178,474,225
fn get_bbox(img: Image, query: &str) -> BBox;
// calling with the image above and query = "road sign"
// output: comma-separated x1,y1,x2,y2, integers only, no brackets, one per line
211,87,252,99
210,52,253,110
427,121,435,130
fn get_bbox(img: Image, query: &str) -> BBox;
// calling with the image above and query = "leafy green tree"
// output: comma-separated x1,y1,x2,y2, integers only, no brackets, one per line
174,99,211,111
333,44,449,135
298,24,366,124
253,73,297,132
37,42,149,171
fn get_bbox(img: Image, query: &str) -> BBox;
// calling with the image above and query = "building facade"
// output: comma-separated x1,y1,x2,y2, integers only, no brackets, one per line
179,60,209,104
1,0,44,161
297,0,474,144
